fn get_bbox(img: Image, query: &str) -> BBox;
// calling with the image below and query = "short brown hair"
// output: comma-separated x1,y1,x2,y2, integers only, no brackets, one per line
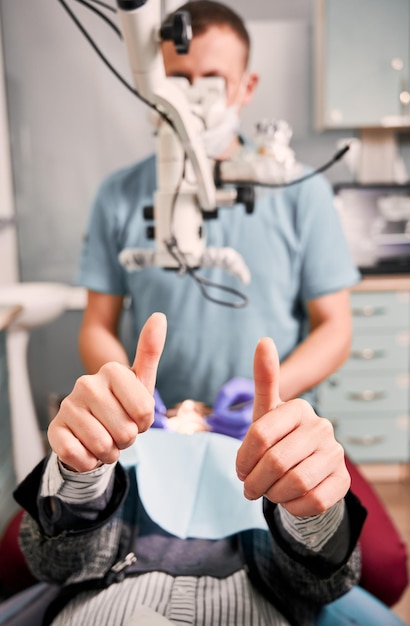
163,1,251,66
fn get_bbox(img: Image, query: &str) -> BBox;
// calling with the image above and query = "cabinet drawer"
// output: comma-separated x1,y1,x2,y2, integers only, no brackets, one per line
351,291,410,331
332,412,410,463
343,331,410,372
319,372,409,413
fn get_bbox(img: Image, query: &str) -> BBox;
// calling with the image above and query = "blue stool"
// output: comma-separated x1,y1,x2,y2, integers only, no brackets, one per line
316,585,408,625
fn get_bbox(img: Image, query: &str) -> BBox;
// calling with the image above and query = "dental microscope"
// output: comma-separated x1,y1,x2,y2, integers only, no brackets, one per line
115,0,302,287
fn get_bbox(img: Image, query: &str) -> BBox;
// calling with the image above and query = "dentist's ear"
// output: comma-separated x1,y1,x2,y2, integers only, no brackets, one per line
240,71,259,108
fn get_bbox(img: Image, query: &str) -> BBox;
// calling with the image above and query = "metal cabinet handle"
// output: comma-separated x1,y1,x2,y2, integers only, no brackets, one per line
351,306,386,317
345,435,385,446
347,390,386,401
350,348,385,360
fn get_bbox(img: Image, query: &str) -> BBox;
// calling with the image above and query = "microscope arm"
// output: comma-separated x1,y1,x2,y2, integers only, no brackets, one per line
116,0,216,211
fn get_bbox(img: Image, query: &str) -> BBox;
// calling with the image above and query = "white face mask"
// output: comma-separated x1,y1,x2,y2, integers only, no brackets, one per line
197,75,248,159
148,76,245,159
200,104,241,159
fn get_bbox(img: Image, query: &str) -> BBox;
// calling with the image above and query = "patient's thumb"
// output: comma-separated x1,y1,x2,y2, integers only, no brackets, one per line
252,337,281,421
131,312,167,394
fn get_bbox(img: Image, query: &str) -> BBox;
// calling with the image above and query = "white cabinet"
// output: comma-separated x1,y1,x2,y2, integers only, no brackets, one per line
318,290,410,463
315,0,410,128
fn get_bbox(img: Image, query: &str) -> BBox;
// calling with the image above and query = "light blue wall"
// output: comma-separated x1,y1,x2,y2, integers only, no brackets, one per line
1,0,409,427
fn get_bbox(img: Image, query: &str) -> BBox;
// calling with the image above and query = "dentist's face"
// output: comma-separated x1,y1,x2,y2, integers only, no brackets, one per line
162,25,257,109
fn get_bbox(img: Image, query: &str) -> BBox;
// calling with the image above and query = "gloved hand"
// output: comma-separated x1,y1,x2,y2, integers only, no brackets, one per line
153,378,255,440
206,377,254,440
152,388,170,429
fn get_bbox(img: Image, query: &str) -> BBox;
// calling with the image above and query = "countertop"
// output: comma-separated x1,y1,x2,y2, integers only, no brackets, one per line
352,275,410,292
0,279,408,328
0,305,22,331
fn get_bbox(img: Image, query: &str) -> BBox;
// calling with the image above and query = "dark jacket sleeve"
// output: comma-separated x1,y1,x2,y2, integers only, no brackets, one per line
240,490,367,626
13,457,129,585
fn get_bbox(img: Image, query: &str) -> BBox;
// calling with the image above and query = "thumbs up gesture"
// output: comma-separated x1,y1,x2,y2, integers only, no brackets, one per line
48,313,167,473
236,337,351,517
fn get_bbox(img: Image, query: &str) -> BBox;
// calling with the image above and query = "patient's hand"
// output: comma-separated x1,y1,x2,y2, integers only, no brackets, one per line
235,337,350,517
48,313,167,473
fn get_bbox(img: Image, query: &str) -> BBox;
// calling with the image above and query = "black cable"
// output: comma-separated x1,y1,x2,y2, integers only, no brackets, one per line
165,238,248,308
162,155,248,308
72,0,122,37
266,144,350,188
216,144,351,191
56,0,177,131
162,152,248,307
79,0,117,12
57,0,138,96
187,270,249,308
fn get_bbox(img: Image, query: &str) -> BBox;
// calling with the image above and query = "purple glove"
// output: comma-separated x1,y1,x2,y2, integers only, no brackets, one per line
151,388,169,429
206,377,254,440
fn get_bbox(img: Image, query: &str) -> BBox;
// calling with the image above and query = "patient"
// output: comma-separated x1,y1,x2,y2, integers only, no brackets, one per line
163,398,211,433
153,377,409,608
7,313,367,626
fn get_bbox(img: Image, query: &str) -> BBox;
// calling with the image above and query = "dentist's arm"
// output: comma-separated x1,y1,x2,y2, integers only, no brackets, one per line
279,289,352,402
78,291,130,374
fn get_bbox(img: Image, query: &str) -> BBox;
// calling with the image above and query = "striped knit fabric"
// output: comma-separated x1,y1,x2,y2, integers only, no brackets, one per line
51,570,289,626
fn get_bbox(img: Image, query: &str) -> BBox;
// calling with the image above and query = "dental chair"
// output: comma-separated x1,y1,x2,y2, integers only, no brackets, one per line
317,586,408,625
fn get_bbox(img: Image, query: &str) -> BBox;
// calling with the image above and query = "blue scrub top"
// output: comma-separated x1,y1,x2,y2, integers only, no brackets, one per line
77,154,360,408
